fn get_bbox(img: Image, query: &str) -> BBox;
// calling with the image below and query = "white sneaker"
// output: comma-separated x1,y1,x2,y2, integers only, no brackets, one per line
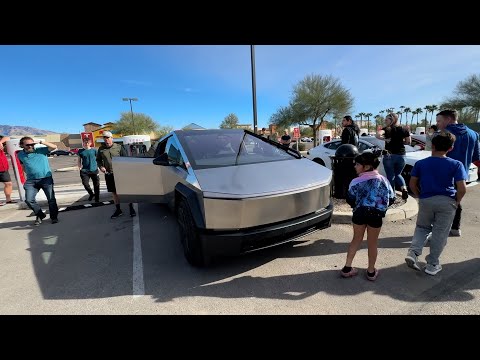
425,232,432,245
449,229,461,237
405,250,421,271
424,264,442,275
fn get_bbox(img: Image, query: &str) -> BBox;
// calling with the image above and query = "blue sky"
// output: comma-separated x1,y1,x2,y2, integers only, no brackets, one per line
1,45,479,134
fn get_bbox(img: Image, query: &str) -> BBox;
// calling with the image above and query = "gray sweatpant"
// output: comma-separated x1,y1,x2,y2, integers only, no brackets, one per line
409,195,457,266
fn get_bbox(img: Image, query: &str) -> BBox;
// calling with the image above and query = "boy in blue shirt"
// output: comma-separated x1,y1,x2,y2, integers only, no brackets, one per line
77,138,100,202
405,131,467,275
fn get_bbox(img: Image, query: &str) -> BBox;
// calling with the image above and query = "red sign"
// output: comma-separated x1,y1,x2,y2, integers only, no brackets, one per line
81,132,94,145
293,127,300,139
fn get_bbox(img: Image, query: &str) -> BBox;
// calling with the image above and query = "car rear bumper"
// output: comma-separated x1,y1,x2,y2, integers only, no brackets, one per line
199,202,333,258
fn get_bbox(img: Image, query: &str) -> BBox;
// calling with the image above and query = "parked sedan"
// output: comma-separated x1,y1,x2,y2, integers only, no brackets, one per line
48,149,76,157
306,138,478,186
113,129,333,266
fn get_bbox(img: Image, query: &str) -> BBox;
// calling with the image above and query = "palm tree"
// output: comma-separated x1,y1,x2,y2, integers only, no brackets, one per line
365,112,373,132
415,108,423,126
399,105,405,123
404,107,411,127
410,109,416,128
396,111,403,124
429,104,438,126
424,105,431,127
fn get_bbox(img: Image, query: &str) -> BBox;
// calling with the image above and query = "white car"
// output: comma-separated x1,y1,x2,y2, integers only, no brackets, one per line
306,138,478,185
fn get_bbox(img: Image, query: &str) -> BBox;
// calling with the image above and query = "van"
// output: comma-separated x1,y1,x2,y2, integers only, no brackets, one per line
415,127,426,135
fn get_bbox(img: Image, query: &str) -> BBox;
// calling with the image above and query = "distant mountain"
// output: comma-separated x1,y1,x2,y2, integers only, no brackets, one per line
0,125,58,136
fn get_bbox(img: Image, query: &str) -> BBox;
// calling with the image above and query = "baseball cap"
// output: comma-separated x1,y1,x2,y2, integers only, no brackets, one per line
102,131,113,138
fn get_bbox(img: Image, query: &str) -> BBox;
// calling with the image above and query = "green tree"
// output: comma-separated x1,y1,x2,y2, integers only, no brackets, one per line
220,113,240,129
415,108,423,126
154,125,174,139
403,107,411,126
269,74,354,145
442,74,480,122
365,112,373,132
113,112,160,135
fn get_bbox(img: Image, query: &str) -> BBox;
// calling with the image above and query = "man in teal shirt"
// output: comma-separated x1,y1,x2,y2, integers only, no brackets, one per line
77,138,100,202
18,136,59,225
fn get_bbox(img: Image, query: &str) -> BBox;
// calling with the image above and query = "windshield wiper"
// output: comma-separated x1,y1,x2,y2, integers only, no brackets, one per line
235,132,247,166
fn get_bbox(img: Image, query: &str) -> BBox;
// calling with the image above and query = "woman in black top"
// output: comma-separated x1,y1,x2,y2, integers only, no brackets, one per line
376,113,411,200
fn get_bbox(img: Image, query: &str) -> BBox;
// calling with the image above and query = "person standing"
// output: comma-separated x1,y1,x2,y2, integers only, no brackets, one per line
96,131,136,219
341,115,360,146
0,135,16,206
77,137,100,202
405,131,467,275
280,130,291,147
340,152,395,281
260,127,268,139
375,113,411,200
435,109,480,237
18,137,59,225
425,125,438,151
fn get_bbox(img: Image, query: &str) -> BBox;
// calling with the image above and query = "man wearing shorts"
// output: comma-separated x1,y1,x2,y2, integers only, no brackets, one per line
96,131,136,219
0,135,16,206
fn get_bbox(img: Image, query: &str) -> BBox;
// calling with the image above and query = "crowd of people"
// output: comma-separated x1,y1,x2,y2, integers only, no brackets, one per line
1,110,479,280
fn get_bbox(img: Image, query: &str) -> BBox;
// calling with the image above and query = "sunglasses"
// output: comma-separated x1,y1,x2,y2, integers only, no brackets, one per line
24,143,35,147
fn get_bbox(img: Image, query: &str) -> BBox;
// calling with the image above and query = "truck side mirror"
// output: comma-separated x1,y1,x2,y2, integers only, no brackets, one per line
153,153,170,166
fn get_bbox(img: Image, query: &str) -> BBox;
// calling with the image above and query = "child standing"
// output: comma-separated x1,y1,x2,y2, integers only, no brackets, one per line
405,131,467,275
340,152,395,281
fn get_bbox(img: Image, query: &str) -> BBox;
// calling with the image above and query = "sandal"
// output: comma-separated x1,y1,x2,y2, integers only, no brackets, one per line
340,267,358,278
6,200,17,204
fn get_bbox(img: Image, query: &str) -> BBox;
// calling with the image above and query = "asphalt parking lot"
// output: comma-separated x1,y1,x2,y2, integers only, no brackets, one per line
1,174,479,314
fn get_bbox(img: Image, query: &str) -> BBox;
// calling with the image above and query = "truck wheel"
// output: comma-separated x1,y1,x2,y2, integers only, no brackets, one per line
176,199,208,267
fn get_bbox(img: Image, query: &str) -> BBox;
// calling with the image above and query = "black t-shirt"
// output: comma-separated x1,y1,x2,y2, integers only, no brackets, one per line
383,126,410,155
281,134,291,143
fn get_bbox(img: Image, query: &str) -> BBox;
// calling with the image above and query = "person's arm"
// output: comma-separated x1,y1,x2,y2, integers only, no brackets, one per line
341,128,349,144
96,147,106,173
77,154,82,171
409,176,420,197
403,135,411,146
39,140,57,150
472,132,480,163
455,180,467,205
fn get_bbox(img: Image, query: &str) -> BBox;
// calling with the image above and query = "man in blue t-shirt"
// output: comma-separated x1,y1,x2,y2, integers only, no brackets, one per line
18,136,59,225
77,138,100,202
405,131,467,276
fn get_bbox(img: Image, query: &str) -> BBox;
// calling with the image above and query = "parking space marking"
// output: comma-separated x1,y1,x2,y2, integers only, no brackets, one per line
57,201,114,213
132,203,145,297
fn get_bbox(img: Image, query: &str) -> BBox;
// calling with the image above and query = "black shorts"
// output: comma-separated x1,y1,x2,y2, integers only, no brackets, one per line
104,173,117,193
0,171,11,183
352,207,384,228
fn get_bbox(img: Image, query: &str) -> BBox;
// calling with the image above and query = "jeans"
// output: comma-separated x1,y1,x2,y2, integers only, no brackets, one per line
409,196,457,265
80,170,100,200
24,176,58,220
383,154,406,190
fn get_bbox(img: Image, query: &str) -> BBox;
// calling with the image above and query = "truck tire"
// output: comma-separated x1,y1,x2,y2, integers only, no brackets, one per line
176,199,208,267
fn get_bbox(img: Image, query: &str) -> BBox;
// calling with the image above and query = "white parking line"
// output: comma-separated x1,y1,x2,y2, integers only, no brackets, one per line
132,203,145,297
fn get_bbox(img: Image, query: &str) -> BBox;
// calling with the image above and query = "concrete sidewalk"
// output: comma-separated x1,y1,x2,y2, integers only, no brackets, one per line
332,195,418,224
0,183,113,212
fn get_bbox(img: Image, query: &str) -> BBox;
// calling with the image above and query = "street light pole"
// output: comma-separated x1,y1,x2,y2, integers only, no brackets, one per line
122,97,138,135
250,45,258,134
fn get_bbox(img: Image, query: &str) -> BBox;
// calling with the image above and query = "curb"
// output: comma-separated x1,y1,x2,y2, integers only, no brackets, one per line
54,167,78,172
332,195,418,224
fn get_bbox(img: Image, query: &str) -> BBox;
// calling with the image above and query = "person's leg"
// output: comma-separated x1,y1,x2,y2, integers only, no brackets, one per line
409,199,435,256
366,224,382,273
24,179,42,215
80,171,94,197
426,197,457,267
40,177,58,222
382,155,395,190
92,172,100,202
392,155,408,199
4,181,13,202
344,223,367,267
450,204,462,234
129,202,136,217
